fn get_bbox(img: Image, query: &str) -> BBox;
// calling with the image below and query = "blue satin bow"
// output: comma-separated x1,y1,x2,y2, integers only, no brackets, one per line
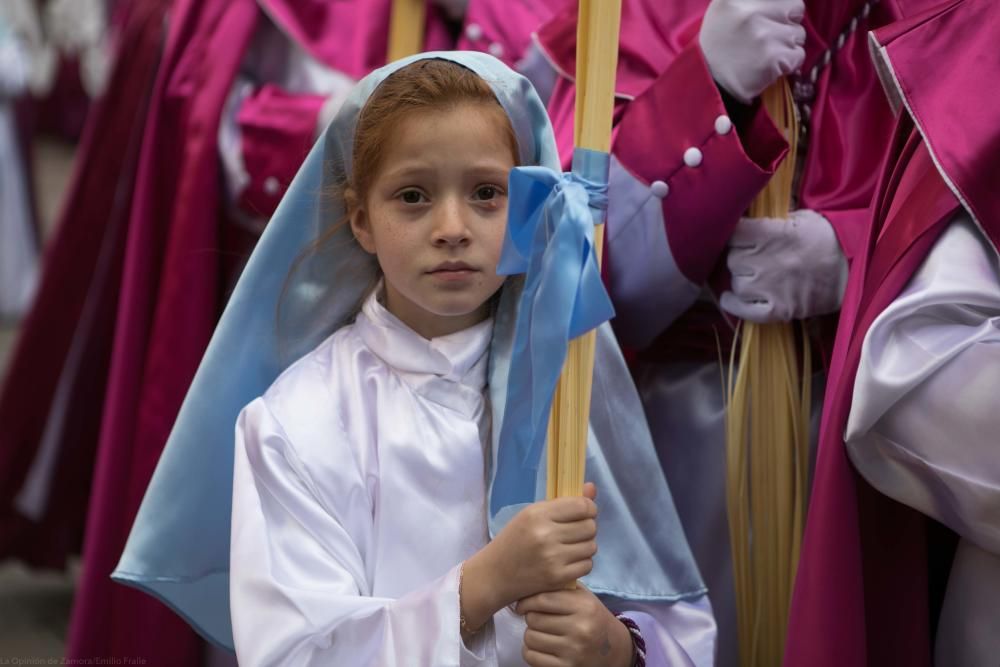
491,148,615,516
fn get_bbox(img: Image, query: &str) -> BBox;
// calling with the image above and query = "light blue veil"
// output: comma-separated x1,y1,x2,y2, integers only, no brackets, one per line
112,51,704,651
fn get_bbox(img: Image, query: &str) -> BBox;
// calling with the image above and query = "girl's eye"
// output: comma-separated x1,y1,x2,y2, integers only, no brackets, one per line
473,185,500,201
399,190,425,204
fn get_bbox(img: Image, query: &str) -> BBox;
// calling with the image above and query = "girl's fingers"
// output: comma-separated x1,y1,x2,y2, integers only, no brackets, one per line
564,558,594,581
546,496,598,522
521,647,566,667
554,518,597,544
524,611,574,635
517,590,578,615
559,539,597,566
523,627,568,654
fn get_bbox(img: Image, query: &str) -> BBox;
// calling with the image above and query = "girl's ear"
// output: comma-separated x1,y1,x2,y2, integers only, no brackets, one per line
347,189,376,255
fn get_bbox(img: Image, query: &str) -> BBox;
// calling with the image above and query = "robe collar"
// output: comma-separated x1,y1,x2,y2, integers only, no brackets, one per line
354,285,493,417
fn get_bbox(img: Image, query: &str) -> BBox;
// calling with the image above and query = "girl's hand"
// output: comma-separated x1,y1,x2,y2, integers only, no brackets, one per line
516,586,635,667
460,484,598,631
490,482,599,604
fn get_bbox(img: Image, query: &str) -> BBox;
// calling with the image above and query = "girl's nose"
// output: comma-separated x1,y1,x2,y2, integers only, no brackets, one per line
431,198,471,247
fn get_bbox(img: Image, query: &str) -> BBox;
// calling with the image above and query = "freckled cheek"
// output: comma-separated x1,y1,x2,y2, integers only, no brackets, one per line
375,220,422,256
379,248,416,279
479,223,508,265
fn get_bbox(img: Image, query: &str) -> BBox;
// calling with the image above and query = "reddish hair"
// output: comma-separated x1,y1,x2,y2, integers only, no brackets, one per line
343,58,519,213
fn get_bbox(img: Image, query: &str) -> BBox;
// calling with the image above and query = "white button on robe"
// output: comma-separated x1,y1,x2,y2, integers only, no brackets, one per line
714,115,733,135
263,176,280,195
465,23,482,41
683,147,703,168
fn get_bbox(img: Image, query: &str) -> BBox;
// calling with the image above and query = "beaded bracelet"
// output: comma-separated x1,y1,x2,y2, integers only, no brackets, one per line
615,614,647,667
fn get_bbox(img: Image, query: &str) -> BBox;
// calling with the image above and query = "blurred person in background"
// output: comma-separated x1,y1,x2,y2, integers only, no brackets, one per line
51,1,458,665
530,0,922,663
0,0,48,320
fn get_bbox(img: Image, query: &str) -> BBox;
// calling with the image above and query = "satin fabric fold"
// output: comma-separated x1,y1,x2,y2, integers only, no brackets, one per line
847,214,1000,554
492,147,614,515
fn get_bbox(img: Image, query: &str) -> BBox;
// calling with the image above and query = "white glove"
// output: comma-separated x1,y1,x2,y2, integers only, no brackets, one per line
699,0,807,104
720,209,848,323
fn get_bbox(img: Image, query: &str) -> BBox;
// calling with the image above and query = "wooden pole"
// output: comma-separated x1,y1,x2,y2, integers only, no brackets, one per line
386,0,426,62
547,0,622,500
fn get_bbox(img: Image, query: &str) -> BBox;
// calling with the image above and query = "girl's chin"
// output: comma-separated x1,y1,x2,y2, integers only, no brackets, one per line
425,301,488,320
420,295,494,320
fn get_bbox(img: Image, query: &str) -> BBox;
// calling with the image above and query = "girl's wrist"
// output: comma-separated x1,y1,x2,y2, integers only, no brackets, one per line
459,549,507,632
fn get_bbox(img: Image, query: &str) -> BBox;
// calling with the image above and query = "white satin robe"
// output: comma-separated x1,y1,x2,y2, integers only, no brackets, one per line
231,290,716,666
846,213,1000,666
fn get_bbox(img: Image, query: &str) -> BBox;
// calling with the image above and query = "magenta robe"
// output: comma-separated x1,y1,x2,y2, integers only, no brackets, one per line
0,0,171,570
259,0,453,81
64,1,260,663
64,1,453,664
786,1,1000,664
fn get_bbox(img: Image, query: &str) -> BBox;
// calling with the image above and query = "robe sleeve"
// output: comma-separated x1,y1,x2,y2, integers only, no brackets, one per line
845,212,1000,554
602,40,788,348
231,397,493,666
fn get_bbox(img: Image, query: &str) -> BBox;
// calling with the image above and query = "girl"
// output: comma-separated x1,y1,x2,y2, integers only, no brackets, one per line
113,53,714,666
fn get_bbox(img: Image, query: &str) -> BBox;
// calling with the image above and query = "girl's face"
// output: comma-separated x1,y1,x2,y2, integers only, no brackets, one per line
350,102,517,339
